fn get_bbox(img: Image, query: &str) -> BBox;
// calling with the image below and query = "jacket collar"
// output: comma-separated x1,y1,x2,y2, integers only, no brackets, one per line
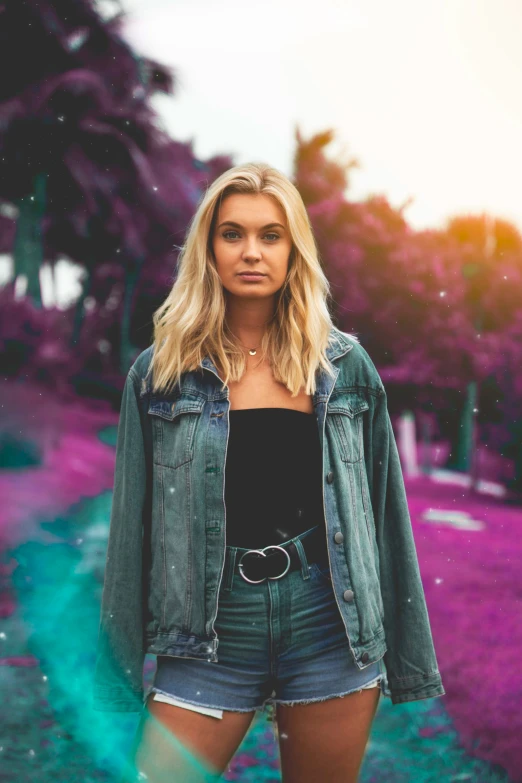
324,326,354,362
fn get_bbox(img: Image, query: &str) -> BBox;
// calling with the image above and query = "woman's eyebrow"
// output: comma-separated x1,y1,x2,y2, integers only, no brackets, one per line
217,221,286,230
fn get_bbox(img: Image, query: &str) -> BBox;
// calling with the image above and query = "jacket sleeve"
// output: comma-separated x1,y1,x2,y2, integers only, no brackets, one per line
92,367,148,712
369,387,445,705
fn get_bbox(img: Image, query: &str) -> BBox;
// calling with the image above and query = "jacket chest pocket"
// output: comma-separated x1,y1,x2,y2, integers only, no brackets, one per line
326,392,369,464
148,394,206,470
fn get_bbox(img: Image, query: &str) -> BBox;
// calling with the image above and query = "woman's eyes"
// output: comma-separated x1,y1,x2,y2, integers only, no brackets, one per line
222,230,280,241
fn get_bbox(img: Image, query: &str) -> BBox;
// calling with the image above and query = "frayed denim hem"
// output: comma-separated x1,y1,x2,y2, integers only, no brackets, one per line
146,686,266,715
267,674,384,708
143,675,385,719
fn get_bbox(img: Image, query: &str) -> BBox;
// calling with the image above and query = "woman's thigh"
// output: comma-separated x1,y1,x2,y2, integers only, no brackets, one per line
127,693,256,783
276,685,381,783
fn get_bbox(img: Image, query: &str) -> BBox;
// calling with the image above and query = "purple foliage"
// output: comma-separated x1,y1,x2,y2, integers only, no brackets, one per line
0,282,127,389
0,0,234,386
0,0,232,275
407,474,522,781
0,0,173,105
294,129,522,463
0,377,118,551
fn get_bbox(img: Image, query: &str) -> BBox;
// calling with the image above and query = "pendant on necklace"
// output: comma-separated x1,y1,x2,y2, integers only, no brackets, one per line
249,349,257,356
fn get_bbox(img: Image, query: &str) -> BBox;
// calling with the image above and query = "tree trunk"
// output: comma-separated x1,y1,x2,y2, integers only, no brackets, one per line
13,171,47,306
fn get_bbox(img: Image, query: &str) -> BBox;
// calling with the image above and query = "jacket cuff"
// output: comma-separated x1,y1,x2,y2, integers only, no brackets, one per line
386,671,446,705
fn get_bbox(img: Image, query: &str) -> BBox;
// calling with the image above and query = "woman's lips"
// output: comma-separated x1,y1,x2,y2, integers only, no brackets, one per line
238,273,266,280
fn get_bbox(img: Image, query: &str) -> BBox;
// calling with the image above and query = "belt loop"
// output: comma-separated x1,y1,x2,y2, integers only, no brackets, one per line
292,537,311,580
223,547,237,591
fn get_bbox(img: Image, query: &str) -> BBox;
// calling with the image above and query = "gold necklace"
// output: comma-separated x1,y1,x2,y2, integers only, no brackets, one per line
228,329,261,355
229,330,265,368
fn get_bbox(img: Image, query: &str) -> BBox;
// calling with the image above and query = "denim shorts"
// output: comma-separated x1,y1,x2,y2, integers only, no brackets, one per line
144,525,385,719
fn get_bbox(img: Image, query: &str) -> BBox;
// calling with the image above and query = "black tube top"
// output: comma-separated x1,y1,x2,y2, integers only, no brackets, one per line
224,408,326,549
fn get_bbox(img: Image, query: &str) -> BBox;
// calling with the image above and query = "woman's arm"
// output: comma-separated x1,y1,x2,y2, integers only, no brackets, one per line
92,367,149,712
368,387,445,704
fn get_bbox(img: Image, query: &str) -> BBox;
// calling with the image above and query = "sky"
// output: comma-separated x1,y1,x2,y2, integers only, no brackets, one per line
3,0,522,304
120,0,522,235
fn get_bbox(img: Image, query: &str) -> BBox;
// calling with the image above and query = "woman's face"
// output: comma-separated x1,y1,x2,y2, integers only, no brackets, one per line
211,193,293,300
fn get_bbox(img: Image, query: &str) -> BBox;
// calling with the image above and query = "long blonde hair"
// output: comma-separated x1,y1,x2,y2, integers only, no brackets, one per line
147,162,359,396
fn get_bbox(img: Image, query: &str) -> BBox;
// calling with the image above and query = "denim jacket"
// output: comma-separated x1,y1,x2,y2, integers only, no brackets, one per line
93,327,445,711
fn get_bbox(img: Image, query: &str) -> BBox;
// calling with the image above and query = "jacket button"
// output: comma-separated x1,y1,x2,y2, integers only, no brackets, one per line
343,589,354,602
334,532,344,544
361,652,369,663
327,471,334,484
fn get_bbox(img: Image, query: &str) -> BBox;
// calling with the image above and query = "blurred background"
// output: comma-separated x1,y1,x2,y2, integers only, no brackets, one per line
1,0,521,781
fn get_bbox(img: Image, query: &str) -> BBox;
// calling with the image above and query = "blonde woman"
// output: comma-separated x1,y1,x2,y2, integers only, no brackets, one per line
93,163,445,783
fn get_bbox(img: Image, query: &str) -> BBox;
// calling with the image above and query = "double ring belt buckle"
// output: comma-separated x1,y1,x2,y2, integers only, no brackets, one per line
238,545,291,584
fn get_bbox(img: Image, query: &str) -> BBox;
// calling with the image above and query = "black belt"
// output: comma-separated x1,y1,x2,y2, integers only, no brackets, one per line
229,525,330,584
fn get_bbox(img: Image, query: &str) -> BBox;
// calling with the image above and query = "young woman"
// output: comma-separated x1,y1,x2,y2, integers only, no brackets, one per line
93,163,445,782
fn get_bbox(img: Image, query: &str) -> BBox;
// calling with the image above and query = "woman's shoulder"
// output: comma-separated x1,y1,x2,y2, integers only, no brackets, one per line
333,331,384,395
129,345,155,386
